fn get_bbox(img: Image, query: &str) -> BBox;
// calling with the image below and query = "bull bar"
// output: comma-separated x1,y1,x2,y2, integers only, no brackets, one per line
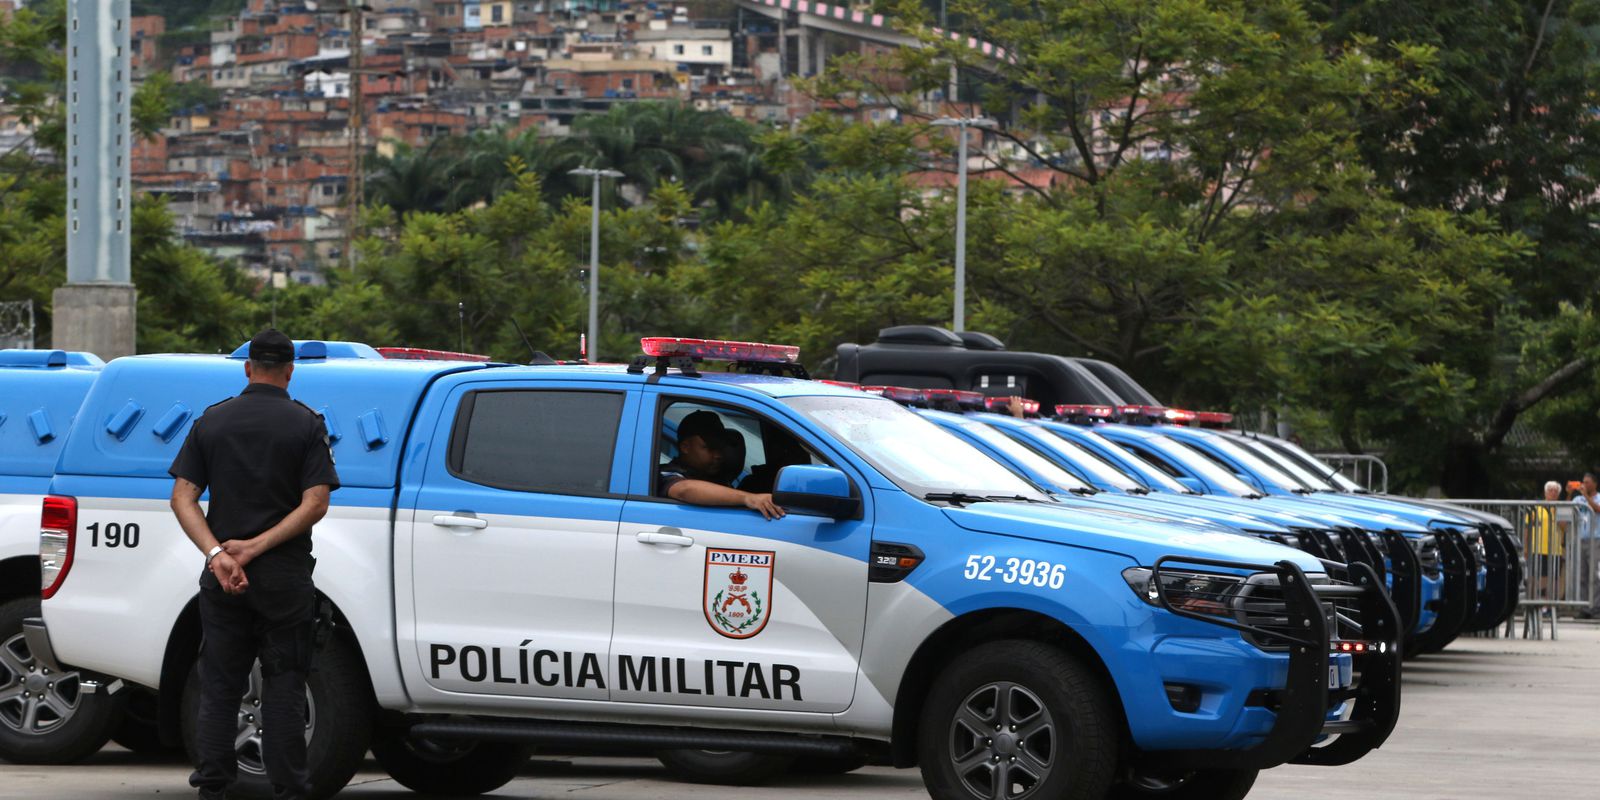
1147,556,1402,770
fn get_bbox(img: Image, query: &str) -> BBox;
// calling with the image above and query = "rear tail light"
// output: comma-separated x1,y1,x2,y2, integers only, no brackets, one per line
40,495,77,600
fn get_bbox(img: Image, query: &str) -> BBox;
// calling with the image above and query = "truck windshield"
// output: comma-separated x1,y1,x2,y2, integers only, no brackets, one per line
1008,427,1146,493
1252,436,1366,493
1175,435,1306,492
1048,427,1193,495
1227,435,1339,491
786,396,1048,502
1133,435,1263,498
947,419,1095,495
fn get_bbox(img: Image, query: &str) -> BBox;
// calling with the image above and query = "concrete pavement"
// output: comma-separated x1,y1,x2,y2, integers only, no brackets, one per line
3,624,1595,799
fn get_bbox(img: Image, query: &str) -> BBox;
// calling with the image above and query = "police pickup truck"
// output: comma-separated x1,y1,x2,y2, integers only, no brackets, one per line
27,338,1399,800
0,349,129,764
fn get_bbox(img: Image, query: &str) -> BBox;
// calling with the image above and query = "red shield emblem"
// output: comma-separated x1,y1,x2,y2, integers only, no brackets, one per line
704,548,775,639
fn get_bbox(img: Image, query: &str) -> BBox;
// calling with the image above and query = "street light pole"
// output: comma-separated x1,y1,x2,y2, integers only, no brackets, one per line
569,167,624,362
930,116,996,333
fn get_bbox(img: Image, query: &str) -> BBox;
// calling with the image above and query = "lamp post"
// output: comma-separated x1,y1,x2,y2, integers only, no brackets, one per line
929,116,996,332
569,167,624,362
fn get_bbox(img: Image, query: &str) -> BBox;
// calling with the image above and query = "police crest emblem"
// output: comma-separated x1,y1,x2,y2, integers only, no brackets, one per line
704,548,775,639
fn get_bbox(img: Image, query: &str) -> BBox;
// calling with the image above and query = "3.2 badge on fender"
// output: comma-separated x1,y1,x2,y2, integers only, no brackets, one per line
704,548,774,639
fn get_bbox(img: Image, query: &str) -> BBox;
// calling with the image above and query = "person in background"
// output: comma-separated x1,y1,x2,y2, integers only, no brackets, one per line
1573,472,1600,619
1525,481,1565,601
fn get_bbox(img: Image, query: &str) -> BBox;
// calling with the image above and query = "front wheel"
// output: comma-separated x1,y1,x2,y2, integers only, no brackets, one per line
1111,767,1259,800
655,749,795,785
179,634,372,800
0,596,122,764
917,640,1117,800
371,725,531,795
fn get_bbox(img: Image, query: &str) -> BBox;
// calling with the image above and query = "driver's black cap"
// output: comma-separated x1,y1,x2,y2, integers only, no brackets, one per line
247,328,296,364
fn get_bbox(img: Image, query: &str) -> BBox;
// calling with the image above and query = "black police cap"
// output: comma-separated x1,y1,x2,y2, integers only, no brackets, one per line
247,328,296,364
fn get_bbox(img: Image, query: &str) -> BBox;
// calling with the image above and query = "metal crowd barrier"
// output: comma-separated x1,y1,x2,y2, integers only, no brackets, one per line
1445,499,1596,640
1314,453,1389,494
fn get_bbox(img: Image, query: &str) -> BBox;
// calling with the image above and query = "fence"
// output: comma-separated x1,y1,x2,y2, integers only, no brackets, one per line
0,300,33,349
1314,453,1389,494
1446,499,1596,639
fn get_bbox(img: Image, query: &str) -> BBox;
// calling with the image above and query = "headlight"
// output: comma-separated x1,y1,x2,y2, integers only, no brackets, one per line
1122,567,1245,616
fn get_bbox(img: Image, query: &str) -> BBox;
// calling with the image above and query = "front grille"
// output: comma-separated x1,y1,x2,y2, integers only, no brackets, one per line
1231,574,1363,651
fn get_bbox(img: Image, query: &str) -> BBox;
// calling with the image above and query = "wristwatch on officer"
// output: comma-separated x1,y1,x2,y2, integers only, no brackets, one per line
205,544,224,568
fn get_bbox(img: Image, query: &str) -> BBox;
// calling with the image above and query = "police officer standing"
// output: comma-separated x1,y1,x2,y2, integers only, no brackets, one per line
168,329,340,800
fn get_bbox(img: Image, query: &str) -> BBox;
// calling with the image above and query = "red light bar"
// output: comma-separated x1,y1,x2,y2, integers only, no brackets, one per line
985,397,1041,416
640,337,799,364
861,385,925,404
1195,411,1235,427
924,388,985,408
376,347,491,362
1334,640,1386,654
1164,408,1198,424
1056,404,1116,419
818,380,863,389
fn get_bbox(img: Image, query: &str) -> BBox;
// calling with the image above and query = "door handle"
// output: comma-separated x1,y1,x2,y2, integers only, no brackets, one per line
636,530,695,547
433,514,488,530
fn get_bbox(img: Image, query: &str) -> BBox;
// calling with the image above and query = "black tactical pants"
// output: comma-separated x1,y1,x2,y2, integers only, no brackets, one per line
190,558,316,800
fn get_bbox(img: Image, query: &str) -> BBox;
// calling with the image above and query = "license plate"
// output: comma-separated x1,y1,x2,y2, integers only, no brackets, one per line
1329,658,1353,689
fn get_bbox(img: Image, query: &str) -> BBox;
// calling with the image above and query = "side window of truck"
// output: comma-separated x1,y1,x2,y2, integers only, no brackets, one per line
448,389,625,496
657,400,823,494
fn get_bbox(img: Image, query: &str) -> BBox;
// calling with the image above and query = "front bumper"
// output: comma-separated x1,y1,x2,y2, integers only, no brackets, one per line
1145,557,1402,770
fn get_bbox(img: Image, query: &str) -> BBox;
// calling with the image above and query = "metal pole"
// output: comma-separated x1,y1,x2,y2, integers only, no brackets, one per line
953,121,968,332
345,3,364,270
588,175,601,364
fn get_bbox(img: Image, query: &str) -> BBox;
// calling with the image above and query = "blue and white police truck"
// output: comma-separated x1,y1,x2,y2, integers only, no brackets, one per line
27,338,1399,800
0,349,130,764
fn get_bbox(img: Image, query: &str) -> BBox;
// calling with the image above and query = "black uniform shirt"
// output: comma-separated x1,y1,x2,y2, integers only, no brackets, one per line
657,458,722,497
169,383,340,566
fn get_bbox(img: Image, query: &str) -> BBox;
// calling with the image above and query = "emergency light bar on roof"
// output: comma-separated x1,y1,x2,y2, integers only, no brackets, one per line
629,337,807,379
924,388,986,409
375,347,492,362
1194,411,1236,428
985,396,1041,416
1056,404,1117,421
861,385,925,404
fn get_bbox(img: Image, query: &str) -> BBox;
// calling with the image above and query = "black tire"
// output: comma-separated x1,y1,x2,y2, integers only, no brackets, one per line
1111,768,1259,800
111,687,174,754
917,640,1117,800
180,634,372,800
793,753,869,775
0,596,122,764
371,725,532,796
655,749,796,785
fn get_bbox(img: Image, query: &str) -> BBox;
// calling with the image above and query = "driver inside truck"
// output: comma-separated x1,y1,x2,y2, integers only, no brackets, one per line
657,409,786,520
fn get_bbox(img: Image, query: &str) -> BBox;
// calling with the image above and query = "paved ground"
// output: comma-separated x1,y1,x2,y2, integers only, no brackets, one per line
4,623,1596,799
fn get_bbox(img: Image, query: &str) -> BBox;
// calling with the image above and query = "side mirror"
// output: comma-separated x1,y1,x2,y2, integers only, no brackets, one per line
772,465,861,520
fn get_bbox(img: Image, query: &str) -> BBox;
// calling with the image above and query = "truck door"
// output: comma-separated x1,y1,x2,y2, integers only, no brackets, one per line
402,382,636,703
610,391,872,714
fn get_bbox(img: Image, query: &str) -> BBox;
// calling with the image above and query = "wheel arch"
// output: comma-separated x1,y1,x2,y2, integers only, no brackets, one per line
0,556,40,605
887,607,1127,768
156,590,376,746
